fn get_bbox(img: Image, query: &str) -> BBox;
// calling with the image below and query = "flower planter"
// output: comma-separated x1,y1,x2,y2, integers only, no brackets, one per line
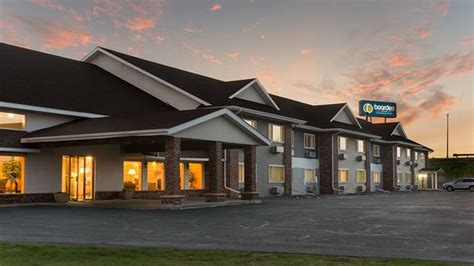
119,191,133,200
53,192,70,203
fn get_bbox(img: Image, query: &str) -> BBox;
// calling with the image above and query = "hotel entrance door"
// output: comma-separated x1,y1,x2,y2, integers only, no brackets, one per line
62,156,95,201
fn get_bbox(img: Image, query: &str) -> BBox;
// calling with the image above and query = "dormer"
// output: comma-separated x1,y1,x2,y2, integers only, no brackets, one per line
228,79,280,110
330,104,362,128
391,123,407,138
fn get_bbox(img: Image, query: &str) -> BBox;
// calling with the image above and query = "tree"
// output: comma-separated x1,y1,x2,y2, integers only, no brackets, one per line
1,159,21,193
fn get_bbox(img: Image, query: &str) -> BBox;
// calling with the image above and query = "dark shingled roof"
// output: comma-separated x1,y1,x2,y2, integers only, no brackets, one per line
23,109,220,139
101,47,255,106
0,130,29,148
0,43,175,116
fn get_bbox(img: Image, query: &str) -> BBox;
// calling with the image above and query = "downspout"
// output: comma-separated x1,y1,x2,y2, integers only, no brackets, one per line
223,149,241,195
331,132,345,193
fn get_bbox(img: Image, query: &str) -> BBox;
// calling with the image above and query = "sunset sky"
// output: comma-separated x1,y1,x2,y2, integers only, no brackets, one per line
0,0,472,157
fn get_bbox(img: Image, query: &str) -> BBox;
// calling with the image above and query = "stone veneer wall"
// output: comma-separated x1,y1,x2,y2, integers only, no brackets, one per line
0,193,55,204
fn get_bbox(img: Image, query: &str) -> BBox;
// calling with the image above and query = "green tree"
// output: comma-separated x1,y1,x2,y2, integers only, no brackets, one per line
1,159,21,193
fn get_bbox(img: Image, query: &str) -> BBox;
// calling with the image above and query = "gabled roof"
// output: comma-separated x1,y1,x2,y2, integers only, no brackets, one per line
228,79,280,110
0,43,175,116
21,108,270,145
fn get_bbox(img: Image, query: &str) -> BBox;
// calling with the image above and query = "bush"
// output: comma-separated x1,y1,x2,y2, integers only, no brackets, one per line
123,181,136,192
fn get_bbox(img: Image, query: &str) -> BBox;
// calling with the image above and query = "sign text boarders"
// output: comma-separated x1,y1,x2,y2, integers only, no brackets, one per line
359,100,397,118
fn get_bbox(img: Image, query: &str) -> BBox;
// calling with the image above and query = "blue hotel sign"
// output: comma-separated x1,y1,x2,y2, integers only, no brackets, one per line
359,100,397,118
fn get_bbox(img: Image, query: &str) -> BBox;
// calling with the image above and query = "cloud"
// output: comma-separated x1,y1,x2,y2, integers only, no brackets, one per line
388,52,415,67
209,4,221,12
420,89,455,117
225,51,240,60
202,53,223,65
131,33,146,42
184,22,202,33
124,17,156,31
300,49,312,55
155,34,165,44
30,0,64,11
415,28,431,39
0,20,30,48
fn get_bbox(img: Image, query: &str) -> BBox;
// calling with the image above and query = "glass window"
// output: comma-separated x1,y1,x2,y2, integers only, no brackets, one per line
0,156,24,193
406,148,411,159
269,165,284,183
188,163,203,190
397,172,402,184
244,119,257,128
356,169,366,183
373,144,381,157
238,163,244,183
147,162,165,191
357,140,365,153
405,172,412,183
304,169,316,183
339,136,347,150
304,133,316,149
179,163,185,190
0,112,25,130
268,124,284,143
415,152,419,161
62,156,94,200
373,171,381,183
123,161,142,191
338,169,349,183
397,147,402,158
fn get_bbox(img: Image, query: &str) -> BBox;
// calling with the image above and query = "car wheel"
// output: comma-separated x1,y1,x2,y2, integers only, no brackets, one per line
469,186,474,192
446,186,454,192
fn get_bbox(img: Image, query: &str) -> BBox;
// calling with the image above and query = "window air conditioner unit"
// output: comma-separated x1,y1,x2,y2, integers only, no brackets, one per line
339,185,345,191
396,160,401,165
271,186,284,195
414,163,418,167
374,158,382,164
405,184,412,190
306,186,314,193
405,161,412,166
339,153,348,160
356,185,364,192
305,151,317,158
271,146,284,154
357,155,366,161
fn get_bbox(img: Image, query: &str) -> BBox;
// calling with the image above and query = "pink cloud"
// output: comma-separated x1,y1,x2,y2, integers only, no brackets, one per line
209,4,222,12
0,20,30,48
202,53,223,65
184,23,202,33
415,28,431,39
300,49,312,55
225,51,240,60
388,52,415,67
155,34,165,44
131,33,146,42
124,17,156,31
30,0,64,11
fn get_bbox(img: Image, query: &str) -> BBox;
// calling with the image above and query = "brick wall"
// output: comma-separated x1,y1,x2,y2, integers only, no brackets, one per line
382,144,396,191
226,149,239,198
283,124,293,196
164,137,182,195
365,140,372,192
319,133,337,194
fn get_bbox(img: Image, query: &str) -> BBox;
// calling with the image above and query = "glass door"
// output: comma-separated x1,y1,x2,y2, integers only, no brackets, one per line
62,156,95,201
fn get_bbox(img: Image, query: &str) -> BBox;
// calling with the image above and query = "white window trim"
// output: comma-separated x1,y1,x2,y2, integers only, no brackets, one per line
303,133,316,149
406,149,411,159
355,169,367,183
338,136,347,151
268,123,285,143
356,139,365,153
268,164,285,183
304,168,316,184
396,147,402,158
338,168,349,183
373,171,381,183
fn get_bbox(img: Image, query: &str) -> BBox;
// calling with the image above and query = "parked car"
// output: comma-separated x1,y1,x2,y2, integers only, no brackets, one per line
442,178,474,192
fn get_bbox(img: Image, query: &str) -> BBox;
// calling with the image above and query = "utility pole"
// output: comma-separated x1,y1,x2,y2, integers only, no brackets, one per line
446,112,449,158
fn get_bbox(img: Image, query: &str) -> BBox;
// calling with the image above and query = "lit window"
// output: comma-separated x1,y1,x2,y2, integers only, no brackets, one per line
357,140,365,153
304,169,316,183
415,152,419,161
304,133,316,149
338,136,347,151
268,165,284,183
244,119,257,128
373,144,381,157
0,156,25,193
179,162,204,190
147,162,165,191
397,172,402,184
406,148,411,159
123,161,142,191
238,163,244,183
63,156,94,200
268,124,284,143
0,112,25,130
338,169,349,183
373,172,381,183
356,169,366,183
405,172,412,184
397,147,402,158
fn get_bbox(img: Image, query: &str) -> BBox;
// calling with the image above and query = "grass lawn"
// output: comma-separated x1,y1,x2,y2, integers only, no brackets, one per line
0,243,467,266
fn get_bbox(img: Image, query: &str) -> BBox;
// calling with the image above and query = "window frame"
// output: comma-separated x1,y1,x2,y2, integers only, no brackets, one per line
373,171,381,183
268,164,285,183
268,123,285,143
406,148,411,159
0,111,26,131
373,144,381,157
304,168,316,184
303,133,316,149
338,136,347,151
356,139,365,153
338,168,349,183
396,147,402,158
405,172,412,184
244,119,257,129
396,171,403,184
355,169,367,183
238,163,245,184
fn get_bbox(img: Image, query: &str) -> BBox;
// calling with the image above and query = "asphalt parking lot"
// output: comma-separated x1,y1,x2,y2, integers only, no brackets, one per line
0,192,472,263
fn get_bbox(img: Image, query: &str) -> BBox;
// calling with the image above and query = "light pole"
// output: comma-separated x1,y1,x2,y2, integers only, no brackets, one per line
445,112,449,158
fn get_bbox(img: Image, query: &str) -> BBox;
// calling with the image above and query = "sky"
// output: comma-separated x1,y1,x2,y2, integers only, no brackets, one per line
0,0,473,157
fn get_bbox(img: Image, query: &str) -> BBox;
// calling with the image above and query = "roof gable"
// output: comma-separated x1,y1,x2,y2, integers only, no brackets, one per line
391,123,407,138
228,79,280,110
330,104,362,128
